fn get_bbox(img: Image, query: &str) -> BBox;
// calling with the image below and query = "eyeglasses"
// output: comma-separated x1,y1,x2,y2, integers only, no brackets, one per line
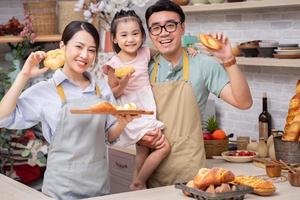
149,21,182,36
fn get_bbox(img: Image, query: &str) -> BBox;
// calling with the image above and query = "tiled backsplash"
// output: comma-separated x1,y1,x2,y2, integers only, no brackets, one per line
1,1,300,140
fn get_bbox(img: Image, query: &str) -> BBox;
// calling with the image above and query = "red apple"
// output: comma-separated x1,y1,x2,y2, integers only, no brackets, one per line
203,132,213,140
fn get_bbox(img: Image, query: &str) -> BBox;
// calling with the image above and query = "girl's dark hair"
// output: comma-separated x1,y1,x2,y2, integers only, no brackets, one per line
110,9,146,53
61,21,100,52
145,0,185,28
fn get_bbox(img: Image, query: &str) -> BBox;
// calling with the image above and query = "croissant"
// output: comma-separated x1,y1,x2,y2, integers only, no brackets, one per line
193,168,235,189
283,80,300,141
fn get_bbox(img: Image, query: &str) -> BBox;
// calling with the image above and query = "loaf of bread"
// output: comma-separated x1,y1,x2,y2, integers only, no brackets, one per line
44,49,65,70
283,80,300,141
199,34,222,50
233,176,275,196
89,102,116,113
193,167,235,189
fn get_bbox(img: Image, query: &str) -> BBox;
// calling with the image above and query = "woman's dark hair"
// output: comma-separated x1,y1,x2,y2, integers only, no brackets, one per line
110,9,146,53
145,0,185,28
61,21,100,52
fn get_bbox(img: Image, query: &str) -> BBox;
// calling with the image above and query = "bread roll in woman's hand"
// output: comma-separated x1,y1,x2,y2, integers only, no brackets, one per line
44,49,65,70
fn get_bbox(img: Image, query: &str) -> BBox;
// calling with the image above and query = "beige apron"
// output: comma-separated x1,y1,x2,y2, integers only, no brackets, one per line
147,51,206,187
42,82,110,200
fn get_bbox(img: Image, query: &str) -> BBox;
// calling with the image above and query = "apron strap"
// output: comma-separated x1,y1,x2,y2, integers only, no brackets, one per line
56,84,66,103
151,50,189,83
55,82,102,103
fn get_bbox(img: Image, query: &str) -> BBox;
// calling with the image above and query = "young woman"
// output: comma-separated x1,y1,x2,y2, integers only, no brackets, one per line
0,21,136,199
102,10,171,190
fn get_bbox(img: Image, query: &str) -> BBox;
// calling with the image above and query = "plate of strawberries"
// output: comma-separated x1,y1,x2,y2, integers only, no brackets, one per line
221,150,258,163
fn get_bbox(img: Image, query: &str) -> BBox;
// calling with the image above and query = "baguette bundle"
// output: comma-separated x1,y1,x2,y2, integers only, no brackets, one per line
283,80,300,141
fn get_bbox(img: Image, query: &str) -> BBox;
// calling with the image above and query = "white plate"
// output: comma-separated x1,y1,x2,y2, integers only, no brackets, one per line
221,150,257,163
274,49,300,55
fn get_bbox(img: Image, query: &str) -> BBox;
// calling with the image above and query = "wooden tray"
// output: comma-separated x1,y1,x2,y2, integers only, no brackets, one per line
70,109,154,115
273,54,300,59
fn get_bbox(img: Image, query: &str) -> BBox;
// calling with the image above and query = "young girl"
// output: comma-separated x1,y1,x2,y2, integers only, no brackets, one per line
0,21,136,199
102,10,171,190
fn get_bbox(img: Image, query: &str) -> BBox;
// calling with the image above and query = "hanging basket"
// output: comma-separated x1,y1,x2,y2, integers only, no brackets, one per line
23,0,57,35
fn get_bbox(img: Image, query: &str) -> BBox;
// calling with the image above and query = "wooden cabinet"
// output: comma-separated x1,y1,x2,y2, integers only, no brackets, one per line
108,146,136,194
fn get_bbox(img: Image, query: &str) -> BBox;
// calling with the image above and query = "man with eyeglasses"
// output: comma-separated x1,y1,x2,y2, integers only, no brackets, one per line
137,0,252,188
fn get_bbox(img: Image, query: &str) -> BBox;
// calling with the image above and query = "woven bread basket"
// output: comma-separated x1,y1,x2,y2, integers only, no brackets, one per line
23,0,57,35
204,138,229,158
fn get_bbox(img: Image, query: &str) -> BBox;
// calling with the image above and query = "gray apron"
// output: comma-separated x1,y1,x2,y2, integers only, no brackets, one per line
148,51,206,187
42,82,109,200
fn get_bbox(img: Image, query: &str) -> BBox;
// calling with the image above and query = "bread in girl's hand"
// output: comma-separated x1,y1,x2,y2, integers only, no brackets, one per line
115,66,135,77
193,167,235,189
199,34,222,50
44,49,65,70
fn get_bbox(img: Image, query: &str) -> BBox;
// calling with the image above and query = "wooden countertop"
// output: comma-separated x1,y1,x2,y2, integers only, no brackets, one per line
1,159,300,200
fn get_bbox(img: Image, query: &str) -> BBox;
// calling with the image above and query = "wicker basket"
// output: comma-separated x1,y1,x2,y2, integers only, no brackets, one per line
204,138,228,158
58,1,85,34
23,0,57,35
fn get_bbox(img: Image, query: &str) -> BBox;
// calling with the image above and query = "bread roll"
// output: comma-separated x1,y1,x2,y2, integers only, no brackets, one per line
115,66,135,78
194,168,235,189
44,49,65,70
199,34,222,50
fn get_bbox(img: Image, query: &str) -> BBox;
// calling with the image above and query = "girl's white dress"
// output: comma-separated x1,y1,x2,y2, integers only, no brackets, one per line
104,47,164,146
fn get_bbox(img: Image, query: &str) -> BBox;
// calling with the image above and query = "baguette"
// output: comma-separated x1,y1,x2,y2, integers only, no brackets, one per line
283,80,300,141
233,176,275,196
193,167,235,189
90,102,116,113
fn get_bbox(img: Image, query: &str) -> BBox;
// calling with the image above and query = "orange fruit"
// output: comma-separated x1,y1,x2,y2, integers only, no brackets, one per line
212,130,226,140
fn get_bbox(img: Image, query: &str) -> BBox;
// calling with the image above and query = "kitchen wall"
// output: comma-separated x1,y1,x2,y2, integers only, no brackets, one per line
1,1,300,140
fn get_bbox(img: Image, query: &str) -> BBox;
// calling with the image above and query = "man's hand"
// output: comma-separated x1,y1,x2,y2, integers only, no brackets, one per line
138,128,166,149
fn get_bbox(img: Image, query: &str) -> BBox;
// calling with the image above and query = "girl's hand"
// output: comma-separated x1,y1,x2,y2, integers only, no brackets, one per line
118,72,133,88
187,47,198,57
20,51,49,79
202,32,234,63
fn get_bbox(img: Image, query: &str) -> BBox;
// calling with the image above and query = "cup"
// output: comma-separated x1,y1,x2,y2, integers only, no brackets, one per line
237,136,250,150
266,164,282,177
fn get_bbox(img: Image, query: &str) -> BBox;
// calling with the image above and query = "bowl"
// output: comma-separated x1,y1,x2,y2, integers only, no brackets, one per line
258,47,276,57
221,150,257,163
192,0,209,4
288,170,300,187
208,0,225,3
172,0,190,5
259,40,279,48
238,40,260,57
265,164,282,177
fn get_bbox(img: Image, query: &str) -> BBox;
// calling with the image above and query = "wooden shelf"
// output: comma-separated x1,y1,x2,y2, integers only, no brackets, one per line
0,34,61,43
236,57,300,68
183,0,300,13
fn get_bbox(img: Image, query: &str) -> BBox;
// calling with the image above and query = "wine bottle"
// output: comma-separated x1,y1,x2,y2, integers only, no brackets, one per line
258,92,272,141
